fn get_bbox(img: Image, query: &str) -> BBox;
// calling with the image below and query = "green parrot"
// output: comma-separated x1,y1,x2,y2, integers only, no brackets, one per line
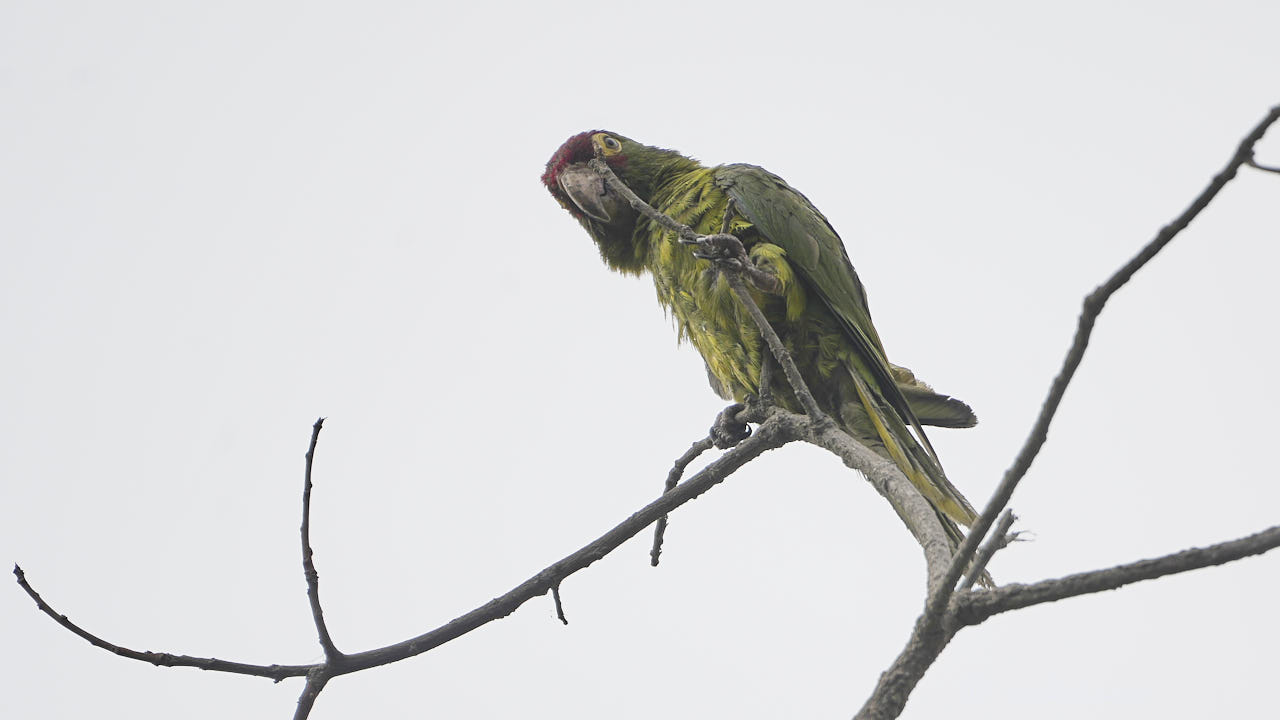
543,130,982,552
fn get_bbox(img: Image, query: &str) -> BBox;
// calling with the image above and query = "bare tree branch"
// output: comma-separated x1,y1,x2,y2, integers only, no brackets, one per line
958,509,1016,592
723,274,828,422
850,523,1280,720
294,417,343,718
293,673,329,720
1246,154,1280,175
552,584,568,625
301,418,342,664
958,524,1280,623
855,103,1280,720
932,103,1280,611
326,418,797,674
651,436,714,566
12,564,311,681
798,414,954,590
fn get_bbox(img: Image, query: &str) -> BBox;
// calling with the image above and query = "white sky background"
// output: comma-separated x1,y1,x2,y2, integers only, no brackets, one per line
3,2,1278,717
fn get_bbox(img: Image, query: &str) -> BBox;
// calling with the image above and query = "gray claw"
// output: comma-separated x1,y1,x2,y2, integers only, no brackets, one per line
710,402,752,449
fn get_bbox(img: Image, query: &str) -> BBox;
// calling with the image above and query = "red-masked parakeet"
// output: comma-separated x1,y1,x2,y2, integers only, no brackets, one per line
543,130,981,550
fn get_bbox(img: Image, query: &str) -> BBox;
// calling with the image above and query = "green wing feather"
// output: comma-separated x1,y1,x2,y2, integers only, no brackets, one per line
713,164,978,527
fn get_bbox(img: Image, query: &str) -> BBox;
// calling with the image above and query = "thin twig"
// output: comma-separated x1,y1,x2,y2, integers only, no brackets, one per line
757,352,774,405
589,157,701,243
651,436,715,566
1246,156,1280,175
301,417,342,663
552,584,568,625
958,510,1016,591
12,564,313,681
725,275,827,420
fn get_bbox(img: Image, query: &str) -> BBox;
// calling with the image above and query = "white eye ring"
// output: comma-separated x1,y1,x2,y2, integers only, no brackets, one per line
602,136,621,151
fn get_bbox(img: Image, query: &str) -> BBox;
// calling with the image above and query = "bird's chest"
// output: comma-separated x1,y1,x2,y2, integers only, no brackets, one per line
649,236,774,399
647,231,836,405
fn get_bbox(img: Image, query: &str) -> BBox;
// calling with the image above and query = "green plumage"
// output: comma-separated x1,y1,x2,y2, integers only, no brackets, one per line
544,131,981,550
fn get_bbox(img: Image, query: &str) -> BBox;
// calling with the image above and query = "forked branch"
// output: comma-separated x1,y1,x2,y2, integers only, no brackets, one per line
855,103,1280,720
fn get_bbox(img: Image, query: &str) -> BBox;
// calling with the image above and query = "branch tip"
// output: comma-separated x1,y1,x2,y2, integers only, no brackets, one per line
959,510,1016,592
301,419,341,661
650,435,714,566
552,584,568,625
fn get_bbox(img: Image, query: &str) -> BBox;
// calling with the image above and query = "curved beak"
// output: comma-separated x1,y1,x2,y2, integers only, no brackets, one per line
557,163,614,222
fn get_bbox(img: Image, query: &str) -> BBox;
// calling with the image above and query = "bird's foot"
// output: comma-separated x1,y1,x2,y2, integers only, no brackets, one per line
710,402,752,449
681,233,783,294
682,233,751,271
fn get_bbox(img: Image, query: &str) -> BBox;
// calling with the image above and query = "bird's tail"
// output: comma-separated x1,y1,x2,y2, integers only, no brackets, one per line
847,372,994,588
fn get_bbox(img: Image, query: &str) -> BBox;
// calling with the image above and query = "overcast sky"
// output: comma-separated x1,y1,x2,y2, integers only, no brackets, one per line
3,2,1278,718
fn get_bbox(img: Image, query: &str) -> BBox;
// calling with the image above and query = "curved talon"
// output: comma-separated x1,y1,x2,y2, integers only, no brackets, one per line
710,402,752,449
689,233,747,259
681,233,750,263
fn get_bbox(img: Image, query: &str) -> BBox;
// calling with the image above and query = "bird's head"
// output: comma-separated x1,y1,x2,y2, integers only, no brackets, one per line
541,130,636,227
543,130,692,274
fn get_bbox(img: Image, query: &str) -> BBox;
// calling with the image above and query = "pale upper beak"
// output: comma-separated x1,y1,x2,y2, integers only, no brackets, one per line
557,163,616,223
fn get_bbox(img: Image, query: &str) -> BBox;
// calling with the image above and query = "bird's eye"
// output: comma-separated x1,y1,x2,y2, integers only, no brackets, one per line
601,136,622,152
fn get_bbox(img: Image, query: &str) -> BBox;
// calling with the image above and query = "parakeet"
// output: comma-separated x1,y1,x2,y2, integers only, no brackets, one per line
543,130,981,552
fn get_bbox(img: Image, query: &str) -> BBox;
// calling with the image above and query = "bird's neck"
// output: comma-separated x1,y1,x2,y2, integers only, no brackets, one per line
625,153,703,203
